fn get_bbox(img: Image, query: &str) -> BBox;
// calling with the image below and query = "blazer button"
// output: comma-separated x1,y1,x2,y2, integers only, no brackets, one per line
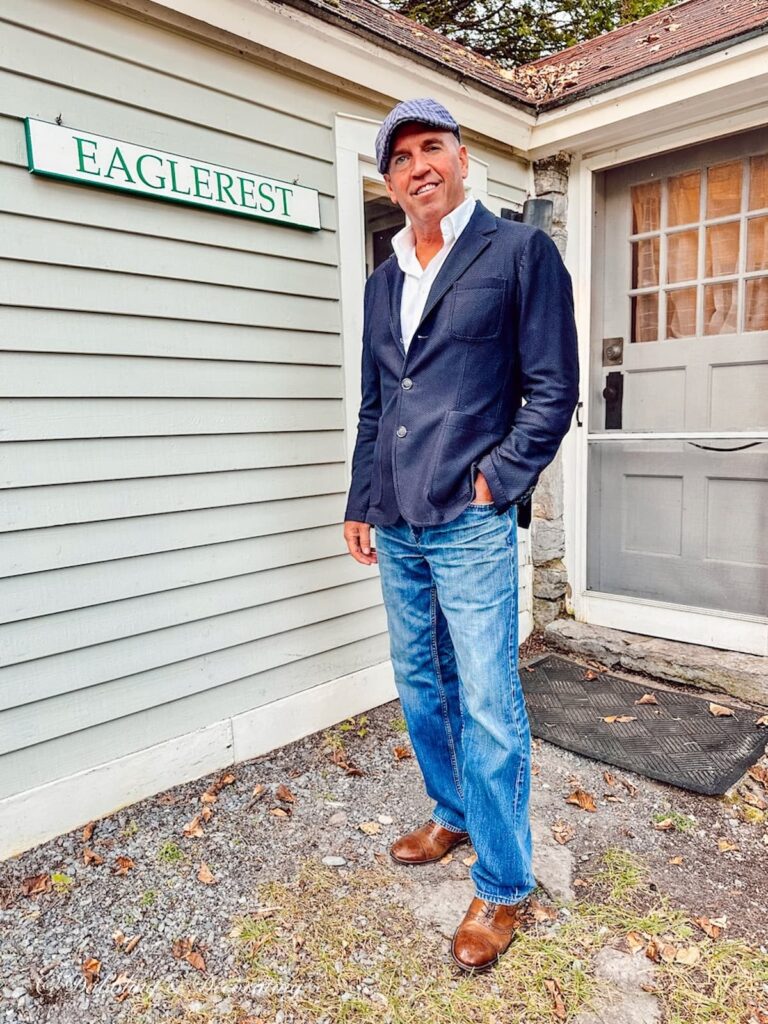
401,377,413,390
396,426,407,438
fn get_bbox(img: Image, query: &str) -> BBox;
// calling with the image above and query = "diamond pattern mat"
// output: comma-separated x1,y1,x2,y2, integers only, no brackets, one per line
520,654,768,795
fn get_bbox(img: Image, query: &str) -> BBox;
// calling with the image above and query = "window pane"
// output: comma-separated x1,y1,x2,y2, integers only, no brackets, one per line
668,171,700,226
666,287,696,338
745,277,768,332
749,154,768,211
746,216,768,272
705,221,740,277
707,161,742,218
631,181,660,233
704,281,738,335
632,237,660,288
667,230,698,282
631,292,658,342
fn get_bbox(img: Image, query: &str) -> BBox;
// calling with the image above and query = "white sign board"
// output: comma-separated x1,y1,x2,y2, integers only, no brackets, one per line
24,118,321,230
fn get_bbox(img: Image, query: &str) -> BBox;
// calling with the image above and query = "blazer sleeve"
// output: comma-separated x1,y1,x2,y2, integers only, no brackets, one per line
343,276,381,523
477,227,579,510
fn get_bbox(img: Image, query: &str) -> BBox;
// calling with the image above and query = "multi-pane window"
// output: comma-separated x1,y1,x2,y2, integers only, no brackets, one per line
629,153,768,342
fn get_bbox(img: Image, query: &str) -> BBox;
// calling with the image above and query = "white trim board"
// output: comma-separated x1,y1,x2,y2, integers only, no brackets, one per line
0,660,397,861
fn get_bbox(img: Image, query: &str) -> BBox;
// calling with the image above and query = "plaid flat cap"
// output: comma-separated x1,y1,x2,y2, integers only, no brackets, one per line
375,98,461,174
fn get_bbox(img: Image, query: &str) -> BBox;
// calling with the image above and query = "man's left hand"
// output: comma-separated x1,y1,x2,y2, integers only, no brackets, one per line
472,470,494,504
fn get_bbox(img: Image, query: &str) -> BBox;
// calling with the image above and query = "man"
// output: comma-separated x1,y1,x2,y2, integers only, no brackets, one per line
343,98,579,972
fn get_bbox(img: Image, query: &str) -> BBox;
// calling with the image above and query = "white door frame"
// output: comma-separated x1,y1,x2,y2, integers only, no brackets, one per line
564,120,768,658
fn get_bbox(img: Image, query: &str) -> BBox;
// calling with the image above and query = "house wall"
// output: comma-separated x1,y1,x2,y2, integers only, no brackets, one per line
0,0,530,856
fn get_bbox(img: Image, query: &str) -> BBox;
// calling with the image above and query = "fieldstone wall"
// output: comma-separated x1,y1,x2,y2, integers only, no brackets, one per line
531,152,572,629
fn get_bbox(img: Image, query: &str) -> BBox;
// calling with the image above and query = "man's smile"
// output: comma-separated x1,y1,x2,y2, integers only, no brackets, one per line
413,181,441,196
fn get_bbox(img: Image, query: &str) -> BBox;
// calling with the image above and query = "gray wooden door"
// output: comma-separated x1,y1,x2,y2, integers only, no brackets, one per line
588,127,768,618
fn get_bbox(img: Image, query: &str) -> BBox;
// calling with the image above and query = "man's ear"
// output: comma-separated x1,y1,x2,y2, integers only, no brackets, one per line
458,144,469,180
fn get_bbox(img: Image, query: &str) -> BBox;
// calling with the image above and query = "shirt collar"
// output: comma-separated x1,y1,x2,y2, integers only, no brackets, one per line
391,193,476,275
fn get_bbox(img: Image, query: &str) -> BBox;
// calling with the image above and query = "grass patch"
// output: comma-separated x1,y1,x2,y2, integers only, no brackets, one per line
50,872,74,895
391,715,408,734
652,810,697,832
157,840,185,865
338,714,370,739
139,889,157,908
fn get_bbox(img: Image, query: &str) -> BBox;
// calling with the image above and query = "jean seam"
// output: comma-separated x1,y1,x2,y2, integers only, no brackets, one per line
474,886,534,906
431,815,467,834
430,584,464,803
505,513,528,868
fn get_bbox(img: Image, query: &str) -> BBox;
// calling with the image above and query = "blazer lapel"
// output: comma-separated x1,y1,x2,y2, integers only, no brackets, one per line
416,201,497,334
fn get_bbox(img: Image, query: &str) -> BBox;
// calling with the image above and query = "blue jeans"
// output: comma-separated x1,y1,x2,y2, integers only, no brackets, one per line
374,502,535,905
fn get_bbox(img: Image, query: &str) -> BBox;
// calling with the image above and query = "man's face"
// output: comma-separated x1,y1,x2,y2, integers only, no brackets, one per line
383,123,468,225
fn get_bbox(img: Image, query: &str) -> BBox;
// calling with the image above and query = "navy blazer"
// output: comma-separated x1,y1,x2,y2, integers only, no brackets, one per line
344,201,579,530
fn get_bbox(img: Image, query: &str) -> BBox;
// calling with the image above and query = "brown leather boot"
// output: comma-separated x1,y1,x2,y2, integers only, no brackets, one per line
451,897,525,972
389,820,470,865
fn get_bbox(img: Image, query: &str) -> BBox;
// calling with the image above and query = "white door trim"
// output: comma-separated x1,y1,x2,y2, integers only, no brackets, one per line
564,126,768,658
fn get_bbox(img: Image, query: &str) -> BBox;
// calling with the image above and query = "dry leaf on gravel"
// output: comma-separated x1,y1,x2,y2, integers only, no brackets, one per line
740,788,768,810
584,670,598,681
439,852,453,865
625,931,645,953
112,930,126,946
646,939,677,963
113,855,135,875
200,791,217,805
709,702,734,717
82,821,96,842
112,972,132,1002
359,821,381,836
269,807,291,818
603,771,616,786
83,848,104,866
185,951,206,972
528,897,557,923
669,856,684,865
463,852,478,867
566,789,597,812
635,693,659,705
573,878,589,888
675,945,701,965
172,938,193,959
531,762,541,776
717,838,738,852
123,936,141,955
602,715,637,724
197,863,216,885
695,915,726,939
756,715,768,727
276,784,296,804
22,874,50,897
748,764,768,787
393,746,412,761
620,777,639,797
552,819,576,844
183,814,206,838
82,957,101,992
331,748,364,776
652,818,675,831
544,978,567,1020
604,795,623,803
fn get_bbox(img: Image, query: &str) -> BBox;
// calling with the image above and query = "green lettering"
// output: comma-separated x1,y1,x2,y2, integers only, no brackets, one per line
168,159,191,196
239,176,257,209
257,180,275,213
73,136,100,176
191,164,212,199
214,170,236,205
273,185,293,216
104,146,135,183
136,153,166,190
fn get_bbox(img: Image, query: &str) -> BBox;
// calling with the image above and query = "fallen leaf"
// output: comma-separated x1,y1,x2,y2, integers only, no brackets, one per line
531,762,541,776
183,814,205,838
675,945,701,965
604,795,624,803
756,715,768,727
216,772,236,790
669,856,684,865
157,792,178,805
83,848,104,867
625,931,645,953
82,957,101,992
573,878,589,888
82,821,96,843
717,838,738,852
584,670,598,681
619,777,639,797
652,818,675,831
123,935,141,955
393,746,412,761
112,970,133,1002
172,938,193,959
552,819,576,844
200,806,213,823
113,856,135,875
197,863,216,885
269,807,290,818
251,784,267,800
200,791,217,805
529,897,557,923
602,715,637,724
276,784,296,804
22,874,51,897
544,978,566,1020
646,939,677,963
695,915,725,939
740,788,767,810
748,765,768,787
566,789,596,813
635,693,659,705
603,771,616,786
112,929,126,947
709,702,734,717
439,852,453,865
463,852,478,867
359,821,381,836
185,951,206,972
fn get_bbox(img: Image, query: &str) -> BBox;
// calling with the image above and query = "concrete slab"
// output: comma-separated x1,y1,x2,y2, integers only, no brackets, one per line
573,947,661,1024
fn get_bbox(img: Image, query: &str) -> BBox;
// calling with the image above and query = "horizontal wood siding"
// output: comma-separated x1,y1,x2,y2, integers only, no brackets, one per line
0,0,389,800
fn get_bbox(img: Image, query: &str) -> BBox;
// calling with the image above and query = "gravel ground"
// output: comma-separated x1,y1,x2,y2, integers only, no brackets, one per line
0,636,766,1023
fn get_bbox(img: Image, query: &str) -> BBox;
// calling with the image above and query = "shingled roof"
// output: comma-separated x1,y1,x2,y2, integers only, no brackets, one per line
279,0,768,110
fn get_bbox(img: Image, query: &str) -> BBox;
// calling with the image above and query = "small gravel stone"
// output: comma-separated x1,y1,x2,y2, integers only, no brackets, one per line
377,815,394,825
322,856,347,867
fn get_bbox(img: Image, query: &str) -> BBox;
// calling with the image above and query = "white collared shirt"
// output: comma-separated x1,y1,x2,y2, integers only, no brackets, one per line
391,193,476,353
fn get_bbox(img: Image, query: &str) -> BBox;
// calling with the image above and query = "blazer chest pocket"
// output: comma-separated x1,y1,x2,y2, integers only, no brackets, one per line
450,279,505,341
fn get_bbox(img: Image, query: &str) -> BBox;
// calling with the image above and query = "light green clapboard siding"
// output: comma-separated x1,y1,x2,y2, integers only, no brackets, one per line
0,0,384,804
0,632,392,800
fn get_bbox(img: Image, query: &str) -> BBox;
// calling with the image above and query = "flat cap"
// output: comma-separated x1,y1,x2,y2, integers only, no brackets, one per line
375,98,460,174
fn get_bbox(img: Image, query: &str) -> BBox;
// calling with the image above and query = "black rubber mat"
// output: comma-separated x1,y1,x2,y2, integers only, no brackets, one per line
520,654,767,795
